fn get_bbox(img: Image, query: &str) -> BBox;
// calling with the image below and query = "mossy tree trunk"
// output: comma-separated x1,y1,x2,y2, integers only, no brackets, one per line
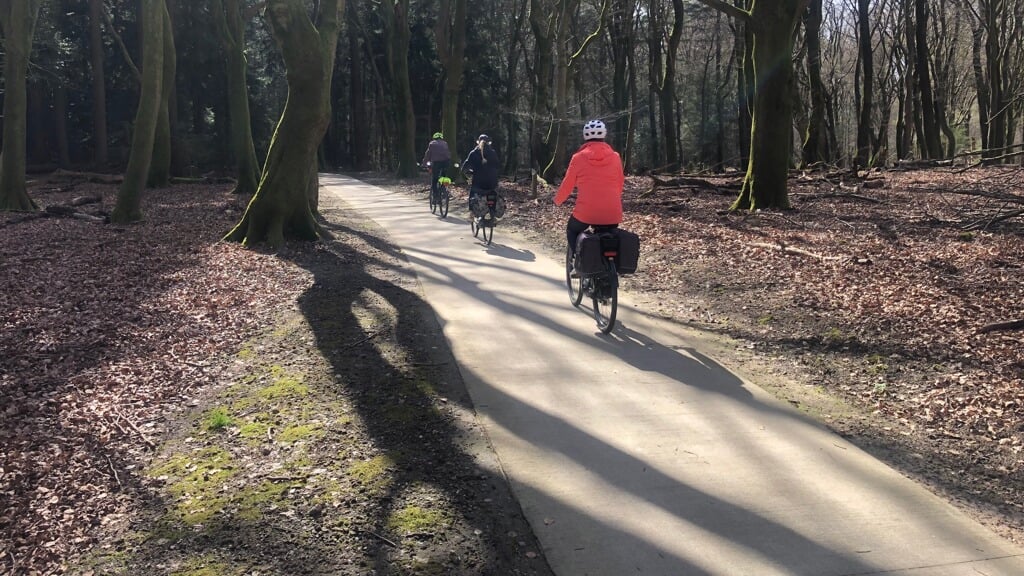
147,4,176,188
213,0,261,195
547,0,582,179
224,0,341,248
699,0,805,211
112,0,166,223
528,0,554,178
0,0,43,212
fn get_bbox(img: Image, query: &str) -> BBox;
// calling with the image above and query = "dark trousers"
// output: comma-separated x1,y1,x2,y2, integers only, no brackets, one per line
430,160,449,197
566,215,618,259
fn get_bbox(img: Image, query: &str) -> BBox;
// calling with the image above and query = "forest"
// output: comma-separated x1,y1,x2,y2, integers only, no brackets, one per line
1,0,1022,220
2,1,1024,574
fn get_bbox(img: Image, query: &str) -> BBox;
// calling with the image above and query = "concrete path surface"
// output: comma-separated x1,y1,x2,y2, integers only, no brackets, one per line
322,174,1024,575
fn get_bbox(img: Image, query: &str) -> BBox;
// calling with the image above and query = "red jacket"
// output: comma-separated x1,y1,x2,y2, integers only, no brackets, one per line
554,141,624,225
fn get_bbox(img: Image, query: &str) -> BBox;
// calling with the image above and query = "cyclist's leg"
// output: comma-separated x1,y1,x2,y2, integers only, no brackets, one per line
429,169,441,200
566,215,590,266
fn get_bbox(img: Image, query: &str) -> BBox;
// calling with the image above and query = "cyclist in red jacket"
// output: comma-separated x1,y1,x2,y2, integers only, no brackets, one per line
554,119,625,262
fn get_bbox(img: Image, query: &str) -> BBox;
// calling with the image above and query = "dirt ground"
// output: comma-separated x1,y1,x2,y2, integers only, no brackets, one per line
1,165,1022,575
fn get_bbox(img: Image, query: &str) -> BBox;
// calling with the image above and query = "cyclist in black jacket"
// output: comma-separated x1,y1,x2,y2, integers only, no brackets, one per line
462,134,499,206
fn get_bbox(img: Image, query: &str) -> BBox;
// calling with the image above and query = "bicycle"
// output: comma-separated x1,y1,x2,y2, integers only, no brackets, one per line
566,226,620,334
422,162,452,218
469,190,498,245
432,176,452,218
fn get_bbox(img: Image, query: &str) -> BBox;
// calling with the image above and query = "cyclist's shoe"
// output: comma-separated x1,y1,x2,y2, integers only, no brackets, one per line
569,266,579,278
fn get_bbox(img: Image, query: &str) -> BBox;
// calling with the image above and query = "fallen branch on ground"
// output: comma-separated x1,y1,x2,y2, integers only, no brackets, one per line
963,208,1024,231
749,241,840,261
976,318,1024,334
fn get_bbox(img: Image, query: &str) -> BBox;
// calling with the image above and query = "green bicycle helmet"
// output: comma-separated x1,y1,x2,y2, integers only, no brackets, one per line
433,132,444,139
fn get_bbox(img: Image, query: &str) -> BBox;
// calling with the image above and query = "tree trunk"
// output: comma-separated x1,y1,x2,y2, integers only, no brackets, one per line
380,0,417,177
112,0,165,223
608,0,633,157
548,0,581,178
436,0,467,167
657,0,685,171
714,10,728,172
700,0,804,210
971,16,990,152
213,0,261,194
647,0,664,168
0,0,43,211
737,8,753,170
981,0,1010,162
735,5,800,210
89,0,110,166
147,2,176,188
54,84,72,168
529,0,554,177
914,0,942,159
855,0,874,168
224,0,340,247
347,1,370,171
802,0,829,166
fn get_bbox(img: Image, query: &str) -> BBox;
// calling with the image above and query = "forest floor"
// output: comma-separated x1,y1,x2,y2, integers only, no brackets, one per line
1,165,1022,575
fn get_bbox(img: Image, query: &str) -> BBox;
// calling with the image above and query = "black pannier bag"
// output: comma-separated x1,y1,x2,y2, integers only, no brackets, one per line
614,229,640,274
574,232,606,276
470,195,489,217
471,191,505,218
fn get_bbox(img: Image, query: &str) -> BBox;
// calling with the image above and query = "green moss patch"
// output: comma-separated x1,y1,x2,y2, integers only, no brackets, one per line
387,505,449,535
348,454,396,493
277,423,323,443
149,447,236,525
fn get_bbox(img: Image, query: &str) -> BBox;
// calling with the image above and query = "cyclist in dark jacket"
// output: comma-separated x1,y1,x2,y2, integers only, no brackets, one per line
421,132,452,201
462,134,500,203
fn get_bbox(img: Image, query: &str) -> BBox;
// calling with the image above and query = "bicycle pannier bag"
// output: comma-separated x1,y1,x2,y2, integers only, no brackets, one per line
575,232,606,276
493,195,507,218
614,229,640,274
470,195,489,217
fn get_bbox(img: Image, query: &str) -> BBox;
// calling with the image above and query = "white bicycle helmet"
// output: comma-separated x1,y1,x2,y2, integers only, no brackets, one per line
582,119,607,140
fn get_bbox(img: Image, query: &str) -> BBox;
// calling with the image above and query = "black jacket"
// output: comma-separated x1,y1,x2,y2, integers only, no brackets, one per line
462,145,500,190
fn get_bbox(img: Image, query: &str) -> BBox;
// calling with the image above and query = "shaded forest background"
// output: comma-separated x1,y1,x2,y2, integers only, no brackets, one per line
2,0,1023,190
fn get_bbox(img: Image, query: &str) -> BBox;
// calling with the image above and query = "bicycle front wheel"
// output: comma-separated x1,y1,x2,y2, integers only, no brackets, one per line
592,261,618,334
439,188,449,217
566,251,583,307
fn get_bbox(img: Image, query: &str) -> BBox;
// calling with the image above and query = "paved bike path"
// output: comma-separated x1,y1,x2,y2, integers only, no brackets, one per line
322,174,1024,575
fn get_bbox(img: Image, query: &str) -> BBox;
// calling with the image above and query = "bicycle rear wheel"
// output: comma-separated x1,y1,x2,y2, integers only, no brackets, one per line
566,251,583,307
481,219,494,245
592,261,618,334
439,187,449,217
429,188,437,214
